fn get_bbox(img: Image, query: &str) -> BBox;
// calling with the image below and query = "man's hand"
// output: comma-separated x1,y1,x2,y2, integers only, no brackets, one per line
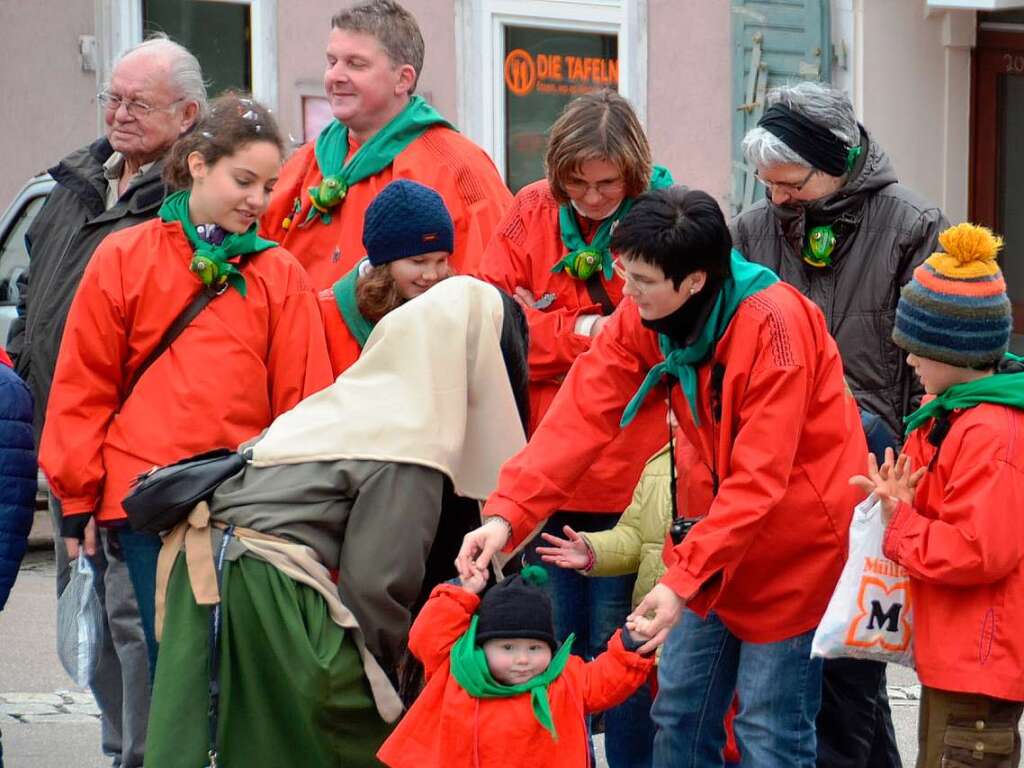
626,583,685,655
64,517,98,560
850,447,926,523
535,525,591,570
455,517,510,582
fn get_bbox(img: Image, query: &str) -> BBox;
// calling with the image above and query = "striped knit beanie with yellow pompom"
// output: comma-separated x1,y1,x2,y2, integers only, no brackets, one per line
892,223,1012,368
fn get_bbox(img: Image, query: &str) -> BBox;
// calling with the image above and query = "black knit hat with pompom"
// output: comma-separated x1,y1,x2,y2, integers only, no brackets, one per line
475,565,556,651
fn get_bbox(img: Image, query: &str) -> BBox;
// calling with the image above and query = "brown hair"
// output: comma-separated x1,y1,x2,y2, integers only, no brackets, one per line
355,262,454,323
163,92,284,191
332,0,424,93
545,89,652,205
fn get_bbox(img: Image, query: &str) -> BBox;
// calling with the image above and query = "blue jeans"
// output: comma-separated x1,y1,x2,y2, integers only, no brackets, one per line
526,512,653,768
119,529,163,679
652,610,822,768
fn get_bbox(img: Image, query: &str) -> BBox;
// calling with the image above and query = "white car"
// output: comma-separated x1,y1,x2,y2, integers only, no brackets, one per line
1,173,55,345
1,173,56,507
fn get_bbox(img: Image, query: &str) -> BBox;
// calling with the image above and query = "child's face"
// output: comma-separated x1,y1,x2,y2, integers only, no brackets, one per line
388,251,451,300
906,353,985,394
482,638,553,685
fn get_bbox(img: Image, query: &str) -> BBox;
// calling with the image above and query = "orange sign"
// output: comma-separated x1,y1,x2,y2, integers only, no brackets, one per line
505,49,536,96
504,48,618,97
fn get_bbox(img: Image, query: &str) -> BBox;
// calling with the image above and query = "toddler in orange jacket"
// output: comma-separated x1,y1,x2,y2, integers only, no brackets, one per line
852,224,1024,767
377,565,655,767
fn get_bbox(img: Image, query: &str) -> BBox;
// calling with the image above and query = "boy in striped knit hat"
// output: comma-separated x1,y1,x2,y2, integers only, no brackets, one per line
852,223,1024,767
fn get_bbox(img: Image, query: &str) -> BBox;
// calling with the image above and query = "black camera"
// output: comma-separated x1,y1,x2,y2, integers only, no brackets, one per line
669,517,698,546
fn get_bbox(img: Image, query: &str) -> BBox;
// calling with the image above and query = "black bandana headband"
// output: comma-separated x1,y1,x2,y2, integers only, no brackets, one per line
757,103,850,177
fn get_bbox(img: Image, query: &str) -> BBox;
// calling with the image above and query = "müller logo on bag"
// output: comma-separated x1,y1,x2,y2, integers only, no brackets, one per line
844,557,912,652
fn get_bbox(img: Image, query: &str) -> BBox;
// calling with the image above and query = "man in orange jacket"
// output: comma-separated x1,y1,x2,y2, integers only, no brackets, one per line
261,0,511,288
458,188,866,767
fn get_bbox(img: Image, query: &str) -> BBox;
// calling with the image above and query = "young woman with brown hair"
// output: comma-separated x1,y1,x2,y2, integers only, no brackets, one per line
40,93,333,682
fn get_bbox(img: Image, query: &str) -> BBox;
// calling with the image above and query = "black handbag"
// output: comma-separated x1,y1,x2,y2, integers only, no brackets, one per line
121,448,246,534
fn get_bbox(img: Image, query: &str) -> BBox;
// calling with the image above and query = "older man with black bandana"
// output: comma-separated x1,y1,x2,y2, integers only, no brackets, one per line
731,81,947,768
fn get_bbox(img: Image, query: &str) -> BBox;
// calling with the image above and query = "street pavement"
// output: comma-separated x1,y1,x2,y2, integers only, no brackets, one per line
1,534,920,767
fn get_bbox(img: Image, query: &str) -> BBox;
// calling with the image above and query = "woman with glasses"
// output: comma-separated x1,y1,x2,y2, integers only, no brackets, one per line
476,89,671,768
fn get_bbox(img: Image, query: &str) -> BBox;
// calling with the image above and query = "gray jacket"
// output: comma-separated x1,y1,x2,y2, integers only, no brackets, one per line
8,137,166,439
731,128,947,435
209,459,446,673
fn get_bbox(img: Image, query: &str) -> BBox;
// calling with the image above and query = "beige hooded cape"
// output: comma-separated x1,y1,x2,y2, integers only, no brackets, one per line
249,276,527,499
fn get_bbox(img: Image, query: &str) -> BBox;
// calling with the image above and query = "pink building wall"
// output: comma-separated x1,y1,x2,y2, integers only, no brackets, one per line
0,1,98,206
647,0,732,206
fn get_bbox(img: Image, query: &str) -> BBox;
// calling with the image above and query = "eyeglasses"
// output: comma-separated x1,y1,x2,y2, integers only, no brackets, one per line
563,177,625,198
98,91,185,117
612,257,667,295
754,167,818,196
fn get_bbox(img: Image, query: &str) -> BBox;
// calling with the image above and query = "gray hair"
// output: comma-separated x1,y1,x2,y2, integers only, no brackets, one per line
114,33,209,116
332,1,425,93
742,81,859,171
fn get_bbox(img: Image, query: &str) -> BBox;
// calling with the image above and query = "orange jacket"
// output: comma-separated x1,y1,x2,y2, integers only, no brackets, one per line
483,283,866,642
476,181,666,513
39,219,333,525
377,584,653,768
317,288,363,379
884,401,1024,701
262,127,512,289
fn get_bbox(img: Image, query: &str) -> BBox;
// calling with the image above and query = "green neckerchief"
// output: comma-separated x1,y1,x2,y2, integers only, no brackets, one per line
450,615,575,740
159,190,276,297
903,353,1024,435
620,250,779,428
551,166,674,281
305,95,454,225
331,261,375,348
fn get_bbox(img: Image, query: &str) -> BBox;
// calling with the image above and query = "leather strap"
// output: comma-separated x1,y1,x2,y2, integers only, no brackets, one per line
124,255,250,400
583,274,615,316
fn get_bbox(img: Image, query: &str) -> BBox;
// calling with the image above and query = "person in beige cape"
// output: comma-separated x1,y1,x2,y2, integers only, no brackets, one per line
145,276,529,768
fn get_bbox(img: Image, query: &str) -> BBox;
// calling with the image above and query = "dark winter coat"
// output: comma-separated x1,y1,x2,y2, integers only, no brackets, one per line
731,127,948,435
0,352,36,610
7,137,167,439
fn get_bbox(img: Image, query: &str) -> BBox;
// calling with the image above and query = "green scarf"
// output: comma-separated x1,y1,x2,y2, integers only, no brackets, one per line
903,353,1024,435
331,261,375,348
449,616,575,740
551,166,674,281
305,95,454,225
158,190,276,297
620,250,779,428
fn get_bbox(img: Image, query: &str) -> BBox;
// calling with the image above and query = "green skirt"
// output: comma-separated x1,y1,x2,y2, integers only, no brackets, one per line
146,553,392,767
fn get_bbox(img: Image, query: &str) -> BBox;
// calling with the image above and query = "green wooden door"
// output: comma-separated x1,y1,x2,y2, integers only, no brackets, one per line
731,1,832,215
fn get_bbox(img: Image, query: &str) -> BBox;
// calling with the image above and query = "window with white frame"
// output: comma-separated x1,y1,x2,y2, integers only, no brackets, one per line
98,0,278,110
457,0,646,191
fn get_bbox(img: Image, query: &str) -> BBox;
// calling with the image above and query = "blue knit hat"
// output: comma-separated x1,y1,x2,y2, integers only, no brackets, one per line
361,180,454,266
892,223,1012,368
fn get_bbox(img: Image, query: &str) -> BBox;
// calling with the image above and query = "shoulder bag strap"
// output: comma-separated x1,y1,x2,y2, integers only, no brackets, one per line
123,254,252,400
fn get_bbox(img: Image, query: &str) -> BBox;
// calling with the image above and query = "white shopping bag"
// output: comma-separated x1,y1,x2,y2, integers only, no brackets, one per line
811,494,914,668
56,556,104,686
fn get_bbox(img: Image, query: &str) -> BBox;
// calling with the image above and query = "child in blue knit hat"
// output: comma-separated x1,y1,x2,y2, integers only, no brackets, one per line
320,178,456,376
851,223,1024,767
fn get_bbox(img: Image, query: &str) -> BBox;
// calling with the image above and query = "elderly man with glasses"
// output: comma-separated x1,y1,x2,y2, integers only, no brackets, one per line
731,81,947,768
7,33,204,768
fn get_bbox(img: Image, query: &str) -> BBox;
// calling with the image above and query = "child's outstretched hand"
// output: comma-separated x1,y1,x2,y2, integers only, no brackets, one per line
460,567,489,595
535,525,592,570
850,447,926,522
